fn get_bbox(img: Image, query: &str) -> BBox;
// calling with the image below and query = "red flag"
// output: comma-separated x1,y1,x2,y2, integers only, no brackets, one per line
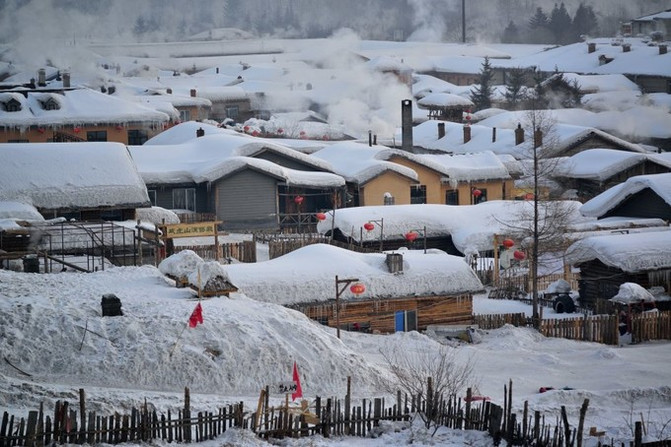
291,361,303,401
188,302,203,328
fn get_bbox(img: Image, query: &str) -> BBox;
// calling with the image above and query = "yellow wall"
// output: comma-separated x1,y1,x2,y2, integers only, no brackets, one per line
360,172,414,206
0,124,168,144
388,155,444,203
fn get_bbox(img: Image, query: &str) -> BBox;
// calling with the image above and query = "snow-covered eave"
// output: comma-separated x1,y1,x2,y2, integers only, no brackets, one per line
566,236,671,273
557,128,647,155
0,115,171,127
354,164,419,185
580,175,671,217
241,141,336,172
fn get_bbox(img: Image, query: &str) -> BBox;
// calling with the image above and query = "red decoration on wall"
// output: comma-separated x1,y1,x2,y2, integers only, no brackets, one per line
350,283,365,295
472,188,482,197
363,222,375,231
294,195,304,205
116,125,123,131
73,127,81,133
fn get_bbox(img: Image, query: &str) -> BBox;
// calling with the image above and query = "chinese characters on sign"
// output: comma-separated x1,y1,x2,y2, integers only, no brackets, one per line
163,222,219,239
274,382,298,394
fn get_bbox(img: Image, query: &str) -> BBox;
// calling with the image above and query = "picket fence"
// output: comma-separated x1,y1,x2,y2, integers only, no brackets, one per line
0,379,611,447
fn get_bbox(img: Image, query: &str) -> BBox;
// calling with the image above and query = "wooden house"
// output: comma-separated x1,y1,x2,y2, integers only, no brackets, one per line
130,129,346,231
554,149,671,202
0,87,173,145
579,173,671,221
0,142,150,221
566,230,671,309
417,92,474,123
221,243,484,334
190,87,253,124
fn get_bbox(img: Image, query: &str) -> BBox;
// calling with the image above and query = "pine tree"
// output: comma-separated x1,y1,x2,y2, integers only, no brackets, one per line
469,57,494,111
527,7,553,44
571,3,599,41
501,21,520,43
549,3,572,44
528,7,548,29
504,67,528,110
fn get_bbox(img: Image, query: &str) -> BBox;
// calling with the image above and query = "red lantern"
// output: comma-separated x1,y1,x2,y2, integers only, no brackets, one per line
350,283,365,295
502,239,514,249
363,222,375,231
299,130,306,136
243,125,250,132
316,212,327,221
525,192,534,200
514,250,525,260
252,130,259,137
472,188,482,198
277,128,284,134
322,134,329,140
404,231,419,242
37,127,45,134
73,127,81,133
116,125,123,131
294,195,304,205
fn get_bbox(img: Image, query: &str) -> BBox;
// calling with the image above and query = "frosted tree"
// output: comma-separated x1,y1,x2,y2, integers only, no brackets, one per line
469,57,494,111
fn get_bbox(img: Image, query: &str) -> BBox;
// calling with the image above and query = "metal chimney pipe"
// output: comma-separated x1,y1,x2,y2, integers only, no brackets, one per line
438,122,445,139
401,99,413,151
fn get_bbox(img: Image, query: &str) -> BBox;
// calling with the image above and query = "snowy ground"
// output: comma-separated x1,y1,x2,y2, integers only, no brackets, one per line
1,244,670,446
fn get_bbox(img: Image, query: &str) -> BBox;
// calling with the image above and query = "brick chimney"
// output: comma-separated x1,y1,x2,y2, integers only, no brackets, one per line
515,123,524,145
62,71,70,88
37,68,46,87
166,88,172,94
660,45,668,55
196,127,205,138
622,43,631,52
534,129,543,148
587,42,596,53
401,99,413,151
438,122,445,139
190,88,197,97
463,124,471,143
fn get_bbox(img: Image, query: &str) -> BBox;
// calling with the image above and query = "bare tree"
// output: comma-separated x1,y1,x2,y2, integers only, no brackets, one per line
499,107,579,328
377,342,477,432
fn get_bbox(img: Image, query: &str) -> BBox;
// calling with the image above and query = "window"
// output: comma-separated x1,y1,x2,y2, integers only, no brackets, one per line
667,80,671,94
410,185,427,204
445,190,459,205
173,188,196,212
383,193,395,205
473,188,488,204
225,105,239,121
40,98,60,110
179,110,191,122
147,190,157,206
7,139,28,143
3,99,21,112
87,130,107,142
128,129,148,145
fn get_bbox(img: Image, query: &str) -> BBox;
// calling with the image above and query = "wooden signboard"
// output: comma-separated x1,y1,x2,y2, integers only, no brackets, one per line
162,221,221,239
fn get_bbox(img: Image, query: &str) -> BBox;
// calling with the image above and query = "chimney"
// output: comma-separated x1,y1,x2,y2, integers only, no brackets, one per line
622,43,631,52
515,123,524,145
368,130,373,147
587,42,596,53
492,127,497,143
386,253,403,274
216,67,219,74
373,134,377,145
196,127,205,138
660,45,668,55
401,99,413,151
166,88,172,94
598,54,614,65
62,71,70,88
463,124,471,143
37,68,46,87
190,88,197,97
534,129,543,148
437,122,445,139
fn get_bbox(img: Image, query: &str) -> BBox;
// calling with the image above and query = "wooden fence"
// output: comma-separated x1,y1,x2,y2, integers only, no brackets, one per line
3,379,668,446
474,311,671,346
175,241,256,263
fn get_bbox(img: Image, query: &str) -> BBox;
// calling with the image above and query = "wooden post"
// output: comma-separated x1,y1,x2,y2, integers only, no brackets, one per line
345,376,351,435
634,421,642,447
214,231,220,262
576,398,589,447
79,389,86,444
493,234,500,283
560,405,570,447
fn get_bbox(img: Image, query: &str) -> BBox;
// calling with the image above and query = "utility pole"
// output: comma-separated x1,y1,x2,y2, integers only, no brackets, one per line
462,0,466,43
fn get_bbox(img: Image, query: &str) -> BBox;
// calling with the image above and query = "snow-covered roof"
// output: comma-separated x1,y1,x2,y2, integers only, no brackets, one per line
580,173,671,218
130,132,344,188
562,73,640,93
554,149,647,181
312,141,418,184
317,201,590,255
0,88,171,128
417,92,473,108
219,243,484,306
610,283,656,304
0,142,150,210
566,229,671,272
0,201,44,222
379,150,510,184
633,9,671,21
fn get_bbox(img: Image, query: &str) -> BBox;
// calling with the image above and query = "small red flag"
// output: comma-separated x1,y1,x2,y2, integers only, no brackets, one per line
188,302,203,328
292,361,303,401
